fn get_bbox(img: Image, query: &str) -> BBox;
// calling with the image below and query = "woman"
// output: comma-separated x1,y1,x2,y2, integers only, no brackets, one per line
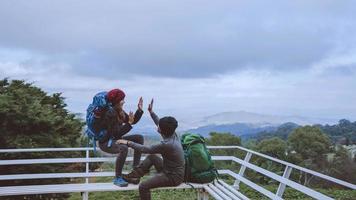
92,88,144,187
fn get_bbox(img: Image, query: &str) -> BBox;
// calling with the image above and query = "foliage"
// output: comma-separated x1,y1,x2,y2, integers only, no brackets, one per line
251,122,299,141
288,126,331,169
0,79,86,200
326,146,356,185
205,132,243,172
256,137,287,160
320,119,356,145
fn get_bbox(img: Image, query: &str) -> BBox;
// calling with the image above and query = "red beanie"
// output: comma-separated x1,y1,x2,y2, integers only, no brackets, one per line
107,89,126,105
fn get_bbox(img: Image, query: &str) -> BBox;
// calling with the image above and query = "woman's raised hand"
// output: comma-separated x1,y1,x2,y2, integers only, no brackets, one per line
138,97,143,111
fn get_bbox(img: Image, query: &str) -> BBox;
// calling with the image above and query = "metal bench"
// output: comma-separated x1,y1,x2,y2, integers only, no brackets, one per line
0,146,355,200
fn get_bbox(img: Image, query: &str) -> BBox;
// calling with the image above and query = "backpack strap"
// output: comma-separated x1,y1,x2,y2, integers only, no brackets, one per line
184,150,195,189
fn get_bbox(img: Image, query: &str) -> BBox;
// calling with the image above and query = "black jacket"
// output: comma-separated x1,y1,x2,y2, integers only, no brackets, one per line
93,107,143,143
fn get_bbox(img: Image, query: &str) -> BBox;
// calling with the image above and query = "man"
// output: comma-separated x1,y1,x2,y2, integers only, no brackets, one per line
117,99,185,200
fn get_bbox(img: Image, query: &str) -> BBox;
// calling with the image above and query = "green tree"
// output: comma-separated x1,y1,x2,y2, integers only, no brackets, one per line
327,146,356,185
0,79,85,200
256,137,287,160
287,126,331,185
206,132,242,172
207,132,241,146
248,137,287,184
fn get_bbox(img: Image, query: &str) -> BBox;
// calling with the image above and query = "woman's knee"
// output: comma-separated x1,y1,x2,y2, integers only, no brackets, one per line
118,144,128,154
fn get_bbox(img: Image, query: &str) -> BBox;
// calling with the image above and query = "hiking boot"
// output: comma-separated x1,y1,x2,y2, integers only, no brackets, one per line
122,168,145,184
113,177,129,187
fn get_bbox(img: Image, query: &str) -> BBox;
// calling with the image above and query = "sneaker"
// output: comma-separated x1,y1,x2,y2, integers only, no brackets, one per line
113,177,128,187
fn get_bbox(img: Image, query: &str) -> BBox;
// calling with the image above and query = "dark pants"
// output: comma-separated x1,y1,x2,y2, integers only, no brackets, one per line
99,134,144,177
138,155,180,200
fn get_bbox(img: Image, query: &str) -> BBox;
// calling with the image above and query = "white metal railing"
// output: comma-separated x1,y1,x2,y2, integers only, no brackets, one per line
0,146,355,200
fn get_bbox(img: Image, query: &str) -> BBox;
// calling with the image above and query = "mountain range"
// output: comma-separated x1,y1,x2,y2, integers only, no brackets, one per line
184,111,338,137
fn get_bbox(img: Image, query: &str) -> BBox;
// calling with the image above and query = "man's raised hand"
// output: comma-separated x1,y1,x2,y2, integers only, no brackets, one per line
148,98,154,114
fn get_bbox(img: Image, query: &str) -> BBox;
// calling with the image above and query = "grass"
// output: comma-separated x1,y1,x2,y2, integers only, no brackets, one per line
69,189,198,200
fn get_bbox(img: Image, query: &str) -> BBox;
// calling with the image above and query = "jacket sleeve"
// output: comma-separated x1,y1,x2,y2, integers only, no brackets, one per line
150,112,160,126
128,142,164,154
132,109,143,125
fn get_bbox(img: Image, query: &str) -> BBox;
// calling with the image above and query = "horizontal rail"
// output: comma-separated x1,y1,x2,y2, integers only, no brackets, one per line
209,146,356,190
0,148,90,153
0,157,115,165
0,172,115,181
1,146,355,191
0,156,232,166
230,157,334,200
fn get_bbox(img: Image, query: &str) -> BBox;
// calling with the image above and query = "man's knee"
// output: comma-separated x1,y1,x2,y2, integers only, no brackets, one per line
139,181,150,192
146,154,158,161
136,134,144,144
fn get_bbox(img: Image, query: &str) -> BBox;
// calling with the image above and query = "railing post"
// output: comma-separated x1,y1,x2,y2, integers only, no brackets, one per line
233,152,252,190
197,189,209,200
197,189,202,200
83,148,90,200
276,165,293,197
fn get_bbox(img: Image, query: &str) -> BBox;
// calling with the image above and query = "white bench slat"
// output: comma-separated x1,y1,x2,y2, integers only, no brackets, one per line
213,181,242,200
203,185,224,200
221,170,283,200
217,180,250,200
207,183,233,200
0,182,204,196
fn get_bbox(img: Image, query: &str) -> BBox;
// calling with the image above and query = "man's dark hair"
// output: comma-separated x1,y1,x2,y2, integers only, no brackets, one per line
159,116,178,137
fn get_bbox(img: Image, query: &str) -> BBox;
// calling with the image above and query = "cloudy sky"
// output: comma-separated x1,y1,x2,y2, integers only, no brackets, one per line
1,0,356,128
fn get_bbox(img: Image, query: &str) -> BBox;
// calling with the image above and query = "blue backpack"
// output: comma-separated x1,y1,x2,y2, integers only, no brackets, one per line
86,91,113,150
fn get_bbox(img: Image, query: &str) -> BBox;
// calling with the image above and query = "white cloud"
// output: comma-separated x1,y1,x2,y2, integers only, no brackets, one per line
311,49,356,75
1,0,356,127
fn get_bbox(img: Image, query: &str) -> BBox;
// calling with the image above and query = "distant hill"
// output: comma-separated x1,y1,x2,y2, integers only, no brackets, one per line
242,120,356,145
184,110,338,138
241,122,300,141
187,122,278,137
193,111,337,128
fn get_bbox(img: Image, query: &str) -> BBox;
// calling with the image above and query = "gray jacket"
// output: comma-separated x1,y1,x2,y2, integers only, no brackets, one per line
128,112,185,181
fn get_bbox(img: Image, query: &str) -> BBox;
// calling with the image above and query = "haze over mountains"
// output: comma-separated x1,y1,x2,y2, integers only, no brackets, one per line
191,111,338,127
127,110,339,136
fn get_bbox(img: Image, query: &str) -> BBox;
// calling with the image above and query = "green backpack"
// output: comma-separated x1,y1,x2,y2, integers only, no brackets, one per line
181,133,218,183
